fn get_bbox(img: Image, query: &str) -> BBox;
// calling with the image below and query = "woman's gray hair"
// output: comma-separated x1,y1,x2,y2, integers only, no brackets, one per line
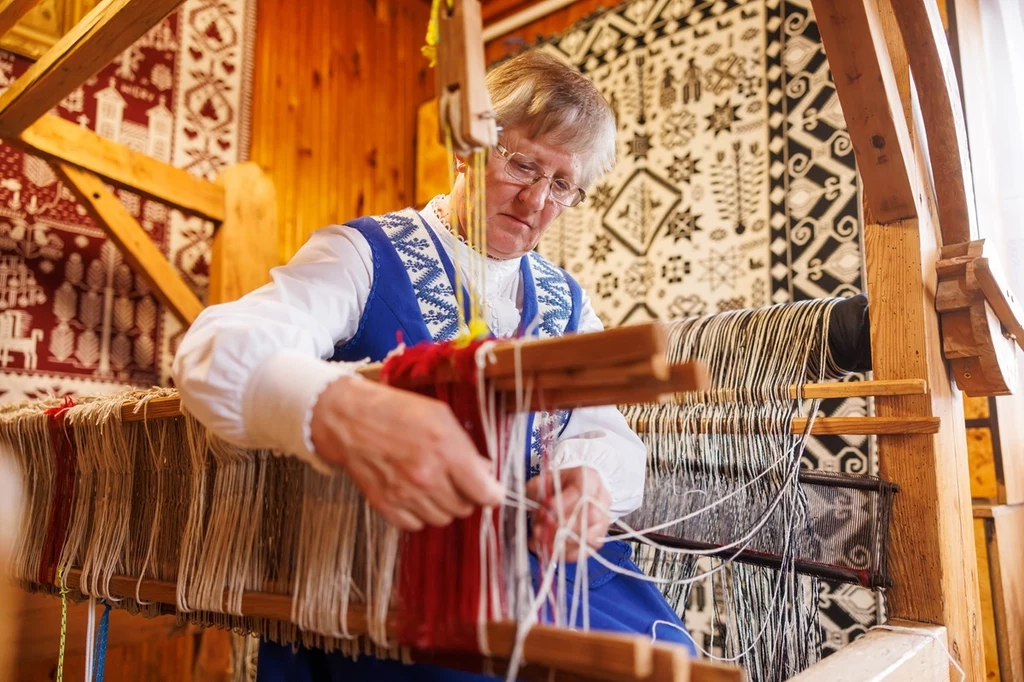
486,50,617,189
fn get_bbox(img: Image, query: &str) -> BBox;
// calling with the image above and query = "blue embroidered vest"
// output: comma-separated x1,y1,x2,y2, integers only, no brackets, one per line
330,209,584,469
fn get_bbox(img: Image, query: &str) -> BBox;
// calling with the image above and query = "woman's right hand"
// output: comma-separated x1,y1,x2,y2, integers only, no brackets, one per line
310,375,504,531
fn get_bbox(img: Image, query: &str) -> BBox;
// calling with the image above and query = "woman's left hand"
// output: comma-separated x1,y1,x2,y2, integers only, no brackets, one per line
526,465,611,563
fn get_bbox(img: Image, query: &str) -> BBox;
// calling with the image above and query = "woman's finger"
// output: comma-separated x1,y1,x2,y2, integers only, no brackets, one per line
405,493,454,528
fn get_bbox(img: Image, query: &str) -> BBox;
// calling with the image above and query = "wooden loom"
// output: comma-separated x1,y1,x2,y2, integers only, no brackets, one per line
1,0,1022,680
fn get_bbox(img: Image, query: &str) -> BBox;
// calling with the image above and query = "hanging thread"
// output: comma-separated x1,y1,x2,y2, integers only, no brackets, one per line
94,601,112,682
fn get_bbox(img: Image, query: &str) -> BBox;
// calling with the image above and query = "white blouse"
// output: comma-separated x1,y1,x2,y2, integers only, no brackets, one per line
171,196,647,519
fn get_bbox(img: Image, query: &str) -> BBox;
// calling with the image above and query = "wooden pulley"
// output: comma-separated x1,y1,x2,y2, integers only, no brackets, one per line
435,0,498,157
935,239,1024,396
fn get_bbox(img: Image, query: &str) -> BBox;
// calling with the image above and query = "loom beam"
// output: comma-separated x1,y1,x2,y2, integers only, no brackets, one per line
609,531,885,589
60,569,742,682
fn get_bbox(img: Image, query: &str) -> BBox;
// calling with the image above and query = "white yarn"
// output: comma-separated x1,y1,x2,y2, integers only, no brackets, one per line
84,595,96,681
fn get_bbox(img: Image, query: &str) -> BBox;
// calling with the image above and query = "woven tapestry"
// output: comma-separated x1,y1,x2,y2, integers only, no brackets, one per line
0,0,256,404
527,0,878,657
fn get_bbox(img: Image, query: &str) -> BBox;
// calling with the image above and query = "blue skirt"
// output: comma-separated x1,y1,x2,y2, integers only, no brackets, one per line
256,541,696,682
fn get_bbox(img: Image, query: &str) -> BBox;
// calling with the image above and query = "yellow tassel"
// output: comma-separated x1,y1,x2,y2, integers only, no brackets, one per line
422,0,442,67
467,318,490,339
56,566,69,682
453,318,491,347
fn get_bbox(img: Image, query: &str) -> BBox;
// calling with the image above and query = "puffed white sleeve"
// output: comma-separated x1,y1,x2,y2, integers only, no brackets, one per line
549,293,648,520
171,224,374,472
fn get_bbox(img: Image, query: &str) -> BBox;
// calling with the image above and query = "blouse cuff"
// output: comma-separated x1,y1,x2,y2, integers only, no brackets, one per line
243,351,360,473
549,438,643,520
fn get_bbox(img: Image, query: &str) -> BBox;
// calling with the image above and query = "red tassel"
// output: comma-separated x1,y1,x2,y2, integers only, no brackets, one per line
39,396,77,586
383,339,507,652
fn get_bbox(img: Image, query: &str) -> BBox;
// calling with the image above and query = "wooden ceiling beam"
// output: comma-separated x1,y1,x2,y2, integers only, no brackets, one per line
890,0,977,245
0,0,185,138
811,0,918,224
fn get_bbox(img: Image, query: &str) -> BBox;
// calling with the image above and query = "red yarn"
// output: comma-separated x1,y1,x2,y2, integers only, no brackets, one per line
382,338,508,652
39,395,77,585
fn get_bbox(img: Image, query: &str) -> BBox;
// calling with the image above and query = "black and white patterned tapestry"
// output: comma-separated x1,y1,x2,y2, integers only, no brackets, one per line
524,0,879,658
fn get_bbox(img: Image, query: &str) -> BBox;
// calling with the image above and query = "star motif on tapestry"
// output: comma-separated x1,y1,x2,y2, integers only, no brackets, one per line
628,132,653,160
589,234,613,263
665,207,702,242
698,246,745,291
588,183,615,212
706,98,740,136
667,152,700,184
661,109,697,148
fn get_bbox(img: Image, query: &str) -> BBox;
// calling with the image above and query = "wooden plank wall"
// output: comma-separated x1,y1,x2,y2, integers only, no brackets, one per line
249,0,436,263
9,593,234,682
966,395,1001,500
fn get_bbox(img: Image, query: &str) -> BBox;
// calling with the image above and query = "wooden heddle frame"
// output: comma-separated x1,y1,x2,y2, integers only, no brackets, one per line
2,0,1024,680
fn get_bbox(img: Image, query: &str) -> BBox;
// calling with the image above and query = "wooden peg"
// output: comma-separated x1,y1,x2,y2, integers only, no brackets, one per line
972,257,1024,354
935,239,1019,396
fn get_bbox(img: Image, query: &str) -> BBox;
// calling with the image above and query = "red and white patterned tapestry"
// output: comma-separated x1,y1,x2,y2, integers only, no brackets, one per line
0,0,257,405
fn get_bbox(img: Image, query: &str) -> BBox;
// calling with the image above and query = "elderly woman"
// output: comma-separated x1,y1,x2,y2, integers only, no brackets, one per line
173,49,696,681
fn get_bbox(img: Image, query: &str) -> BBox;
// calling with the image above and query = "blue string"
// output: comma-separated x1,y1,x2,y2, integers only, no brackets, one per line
93,601,112,682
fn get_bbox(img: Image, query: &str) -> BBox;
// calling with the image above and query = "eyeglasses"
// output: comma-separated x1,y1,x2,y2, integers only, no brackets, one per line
494,143,586,208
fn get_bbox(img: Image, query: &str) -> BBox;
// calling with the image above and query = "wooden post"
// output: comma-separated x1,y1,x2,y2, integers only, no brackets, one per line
210,163,280,305
863,216,980,678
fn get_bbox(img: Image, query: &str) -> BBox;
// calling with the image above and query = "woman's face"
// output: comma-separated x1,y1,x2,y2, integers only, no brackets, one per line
478,127,583,260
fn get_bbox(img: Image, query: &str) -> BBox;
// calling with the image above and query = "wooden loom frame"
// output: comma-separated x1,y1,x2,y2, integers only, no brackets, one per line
2,0,1021,679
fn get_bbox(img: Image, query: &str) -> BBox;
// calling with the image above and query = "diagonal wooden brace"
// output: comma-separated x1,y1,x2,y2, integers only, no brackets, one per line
55,162,203,326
